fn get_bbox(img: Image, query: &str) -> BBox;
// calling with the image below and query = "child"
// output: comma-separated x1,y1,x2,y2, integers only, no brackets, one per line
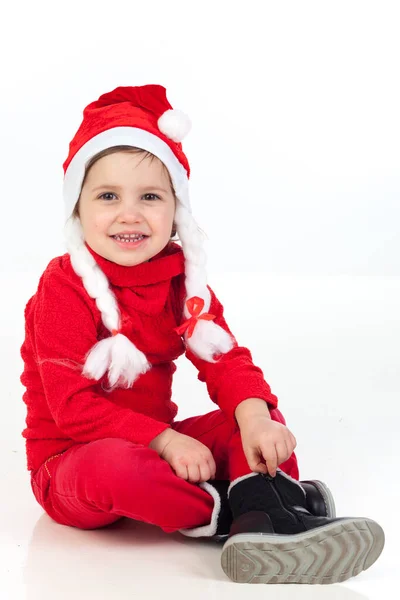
20,84,385,585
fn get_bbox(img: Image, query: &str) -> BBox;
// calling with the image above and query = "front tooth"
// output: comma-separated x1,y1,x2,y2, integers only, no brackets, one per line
115,234,143,241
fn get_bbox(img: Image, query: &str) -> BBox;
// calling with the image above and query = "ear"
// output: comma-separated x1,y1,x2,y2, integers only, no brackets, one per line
73,200,80,218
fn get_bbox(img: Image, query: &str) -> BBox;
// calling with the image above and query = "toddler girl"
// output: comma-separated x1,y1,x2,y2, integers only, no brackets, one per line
20,84,384,585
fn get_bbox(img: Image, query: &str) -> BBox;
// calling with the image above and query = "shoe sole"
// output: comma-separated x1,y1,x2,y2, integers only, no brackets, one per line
220,517,384,584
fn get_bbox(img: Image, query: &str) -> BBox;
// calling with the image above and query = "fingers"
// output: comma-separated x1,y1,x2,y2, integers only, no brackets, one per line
255,460,268,475
283,432,297,461
260,428,297,476
198,455,216,482
187,460,215,483
259,438,291,477
173,461,190,480
198,460,213,483
187,463,202,483
285,439,292,461
207,457,217,480
246,446,269,475
175,456,216,483
164,435,217,483
275,441,290,471
262,445,278,477
265,434,296,476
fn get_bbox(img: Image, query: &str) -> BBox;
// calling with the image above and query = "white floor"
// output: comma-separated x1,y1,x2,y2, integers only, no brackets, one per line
2,271,399,599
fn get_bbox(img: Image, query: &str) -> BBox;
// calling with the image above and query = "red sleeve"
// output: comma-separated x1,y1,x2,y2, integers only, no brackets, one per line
33,266,170,446
183,285,278,422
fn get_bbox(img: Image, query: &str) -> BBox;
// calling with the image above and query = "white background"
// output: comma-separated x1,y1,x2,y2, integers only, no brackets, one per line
0,1,399,598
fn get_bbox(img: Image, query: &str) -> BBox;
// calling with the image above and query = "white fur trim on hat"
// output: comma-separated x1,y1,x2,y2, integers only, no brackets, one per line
158,109,191,143
63,127,189,222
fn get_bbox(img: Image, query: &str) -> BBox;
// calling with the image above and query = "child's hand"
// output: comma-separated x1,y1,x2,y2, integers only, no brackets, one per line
239,416,297,477
149,429,217,483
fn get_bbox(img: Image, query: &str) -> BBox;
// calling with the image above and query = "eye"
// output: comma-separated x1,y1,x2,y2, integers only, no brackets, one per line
99,192,117,201
142,193,161,201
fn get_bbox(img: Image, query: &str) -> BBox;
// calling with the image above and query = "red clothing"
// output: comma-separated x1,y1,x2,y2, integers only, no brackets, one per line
30,411,298,531
20,241,279,473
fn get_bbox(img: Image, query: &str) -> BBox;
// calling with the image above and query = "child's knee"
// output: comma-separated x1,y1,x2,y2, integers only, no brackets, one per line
75,437,160,485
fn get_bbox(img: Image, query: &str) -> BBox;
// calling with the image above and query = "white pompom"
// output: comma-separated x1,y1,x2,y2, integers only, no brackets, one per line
82,337,113,381
108,333,151,388
185,319,235,362
82,334,151,389
158,109,191,142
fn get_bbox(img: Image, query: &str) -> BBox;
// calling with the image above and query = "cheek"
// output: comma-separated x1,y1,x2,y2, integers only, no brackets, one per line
85,212,112,234
95,215,111,231
153,204,175,225
154,212,174,231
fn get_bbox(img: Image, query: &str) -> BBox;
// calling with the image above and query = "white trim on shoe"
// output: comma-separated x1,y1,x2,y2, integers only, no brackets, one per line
276,469,307,497
227,469,307,499
179,481,221,538
227,472,259,497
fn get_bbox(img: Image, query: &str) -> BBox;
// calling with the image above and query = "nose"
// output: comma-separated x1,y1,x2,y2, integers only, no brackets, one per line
116,199,144,223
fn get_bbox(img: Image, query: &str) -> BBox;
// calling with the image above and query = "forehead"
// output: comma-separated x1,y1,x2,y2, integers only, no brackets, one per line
86,151,170,184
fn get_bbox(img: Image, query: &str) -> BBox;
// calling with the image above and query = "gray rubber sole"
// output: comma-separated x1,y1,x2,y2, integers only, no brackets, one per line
220,517,385,584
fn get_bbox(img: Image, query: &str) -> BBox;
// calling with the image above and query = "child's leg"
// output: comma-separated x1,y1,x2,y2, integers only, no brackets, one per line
29,406,297,534
172,407,299,482
30,438,215,531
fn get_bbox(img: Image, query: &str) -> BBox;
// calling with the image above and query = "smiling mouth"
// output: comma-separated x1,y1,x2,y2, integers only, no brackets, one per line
111,234,149,242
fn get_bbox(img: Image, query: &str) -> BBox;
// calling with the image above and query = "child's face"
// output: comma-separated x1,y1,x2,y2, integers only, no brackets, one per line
78,151,176,266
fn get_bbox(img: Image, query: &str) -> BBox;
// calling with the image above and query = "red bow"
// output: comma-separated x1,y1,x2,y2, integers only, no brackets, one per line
174,296,216,339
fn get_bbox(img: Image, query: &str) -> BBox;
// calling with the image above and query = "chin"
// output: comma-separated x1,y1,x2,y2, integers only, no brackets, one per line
101,236,170,266
116,255,149,266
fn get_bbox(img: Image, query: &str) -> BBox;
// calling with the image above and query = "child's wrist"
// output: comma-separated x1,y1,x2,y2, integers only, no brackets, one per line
149,427,178,454
235,398,271,425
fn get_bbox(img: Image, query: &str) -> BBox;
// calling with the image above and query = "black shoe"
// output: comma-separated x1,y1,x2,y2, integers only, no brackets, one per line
301,478,336,518
221,471,385,584
179,474,335,542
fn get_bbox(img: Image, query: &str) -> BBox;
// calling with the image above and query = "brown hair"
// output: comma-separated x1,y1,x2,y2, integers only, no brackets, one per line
73,145,178,240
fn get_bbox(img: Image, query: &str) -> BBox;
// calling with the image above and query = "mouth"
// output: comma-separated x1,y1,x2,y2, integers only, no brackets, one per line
110,234,149,249
111,233,148,240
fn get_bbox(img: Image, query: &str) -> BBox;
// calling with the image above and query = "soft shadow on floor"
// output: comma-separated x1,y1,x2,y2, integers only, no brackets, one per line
23,512,370,600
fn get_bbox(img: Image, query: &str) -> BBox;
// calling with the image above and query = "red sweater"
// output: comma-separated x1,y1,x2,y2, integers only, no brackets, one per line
20,241,278,472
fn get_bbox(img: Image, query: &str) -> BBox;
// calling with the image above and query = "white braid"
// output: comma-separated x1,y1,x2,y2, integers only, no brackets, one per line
63,216,151,390
174,202,235,362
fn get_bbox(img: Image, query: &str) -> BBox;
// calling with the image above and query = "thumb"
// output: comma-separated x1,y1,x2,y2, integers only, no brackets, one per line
245,446,268,474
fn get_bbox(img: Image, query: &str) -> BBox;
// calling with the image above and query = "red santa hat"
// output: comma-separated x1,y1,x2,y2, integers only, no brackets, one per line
62,85,234,390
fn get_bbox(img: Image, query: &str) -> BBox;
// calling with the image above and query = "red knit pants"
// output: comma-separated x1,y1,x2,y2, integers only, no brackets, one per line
30,408,299,532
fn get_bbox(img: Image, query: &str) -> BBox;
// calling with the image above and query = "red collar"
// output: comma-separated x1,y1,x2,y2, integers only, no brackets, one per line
85,241,185,287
